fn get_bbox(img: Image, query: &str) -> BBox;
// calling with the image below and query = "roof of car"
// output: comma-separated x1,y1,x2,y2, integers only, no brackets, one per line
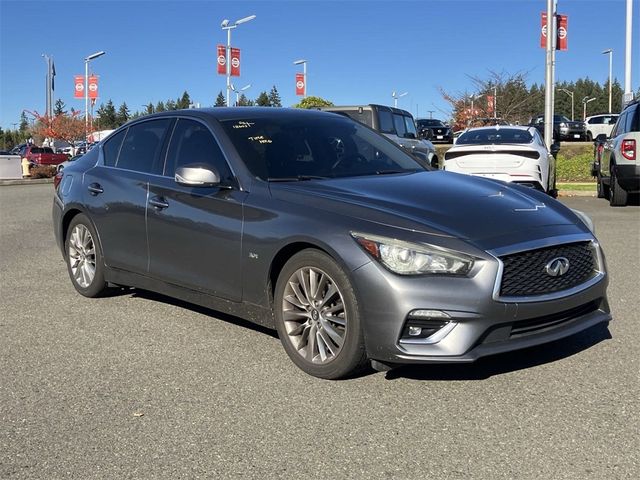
461,125,535,133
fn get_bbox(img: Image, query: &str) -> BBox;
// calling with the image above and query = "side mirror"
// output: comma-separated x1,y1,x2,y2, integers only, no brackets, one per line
175,164,220,187
550,143,561,156
404,132,416,139
595,133,607,143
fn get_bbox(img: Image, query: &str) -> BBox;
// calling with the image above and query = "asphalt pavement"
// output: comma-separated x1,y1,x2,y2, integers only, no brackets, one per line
1,184,638,479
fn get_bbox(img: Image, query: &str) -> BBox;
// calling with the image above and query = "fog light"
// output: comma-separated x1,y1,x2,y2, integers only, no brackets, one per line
408,326,423,336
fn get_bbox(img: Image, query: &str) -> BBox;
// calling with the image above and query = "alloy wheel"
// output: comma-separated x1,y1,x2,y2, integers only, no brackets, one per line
68,224,96,288
281,267,347,364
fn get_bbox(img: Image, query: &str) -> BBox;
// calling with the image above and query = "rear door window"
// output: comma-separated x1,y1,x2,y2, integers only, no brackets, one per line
393,114,407,137
116,119,172,174
102,129,126,167
378,110,395,134
625,107,637,132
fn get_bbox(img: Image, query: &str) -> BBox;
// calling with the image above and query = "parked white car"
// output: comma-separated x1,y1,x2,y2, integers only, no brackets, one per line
585,114,619,141
444,126,558,197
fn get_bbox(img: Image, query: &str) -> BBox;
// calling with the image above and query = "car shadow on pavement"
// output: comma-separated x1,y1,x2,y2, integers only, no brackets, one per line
110,286,279,340
384,322,612,381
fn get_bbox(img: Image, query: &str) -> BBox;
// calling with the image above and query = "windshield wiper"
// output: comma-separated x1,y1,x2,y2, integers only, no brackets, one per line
374,169,417,175
267,175,329,182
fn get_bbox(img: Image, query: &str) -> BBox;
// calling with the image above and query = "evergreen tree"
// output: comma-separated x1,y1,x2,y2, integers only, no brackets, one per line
54,99,67,116
268,85,282,107
116,102,131,126
96,100,117,129
19,111,29,131
144,103,155,115
255,91,270,106
156,101,166,112
177,91,191,109
166,99,177,111
237,93,253,106
214,91,226,107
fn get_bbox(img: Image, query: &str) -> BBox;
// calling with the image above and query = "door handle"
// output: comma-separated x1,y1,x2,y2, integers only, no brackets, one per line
149,196,169,210
87,183,103,195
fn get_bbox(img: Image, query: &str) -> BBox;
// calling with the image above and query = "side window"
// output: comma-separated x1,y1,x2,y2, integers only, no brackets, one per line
610,113,626,137
393,114,407,137
116,119,172,173
631,108,640,132
624,107,637,133
378,110,395,134
102,129,126,166
589,117,602,125
164,119,233,184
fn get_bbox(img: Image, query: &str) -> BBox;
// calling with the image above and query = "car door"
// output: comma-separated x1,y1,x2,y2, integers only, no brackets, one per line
83,118,173,273
602,112,627,177
146,118,245,301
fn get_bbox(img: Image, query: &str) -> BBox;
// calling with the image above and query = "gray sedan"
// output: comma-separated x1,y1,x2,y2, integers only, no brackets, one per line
52,108,610,379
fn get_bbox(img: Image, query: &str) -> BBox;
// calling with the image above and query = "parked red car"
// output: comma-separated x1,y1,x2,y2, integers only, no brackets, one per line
19,145,68,166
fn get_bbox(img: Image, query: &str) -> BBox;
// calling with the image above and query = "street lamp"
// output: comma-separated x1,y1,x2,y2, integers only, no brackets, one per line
392,91,408,108
231,83,251,106
602,49,613,113
221,15,256,107
293,59,307,97
84,50,105,140
559,88,575,120
582,96,596,120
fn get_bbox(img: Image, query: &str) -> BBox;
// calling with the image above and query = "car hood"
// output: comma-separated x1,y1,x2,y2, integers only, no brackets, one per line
269,171,585,244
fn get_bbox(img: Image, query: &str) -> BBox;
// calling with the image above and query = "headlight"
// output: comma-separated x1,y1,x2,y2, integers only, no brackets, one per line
570,209,595,234
351,232,475,275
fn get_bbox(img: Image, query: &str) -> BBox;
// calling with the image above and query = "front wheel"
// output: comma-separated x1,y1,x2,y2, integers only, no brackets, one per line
274,249,367,379
65,214,108,297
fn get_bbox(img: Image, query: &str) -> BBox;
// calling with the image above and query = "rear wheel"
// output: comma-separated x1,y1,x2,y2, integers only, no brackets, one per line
609,166,628,207
65,214,108,297
586,132,593,142
596,171,609,199
274,249,367,379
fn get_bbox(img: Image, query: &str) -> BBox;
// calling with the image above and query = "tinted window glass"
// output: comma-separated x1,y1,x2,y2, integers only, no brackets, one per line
378,110,395,134
589,117,603,124
333,110,373,128
456,128,534,145
393,114,407,136
219,115,423,180
625,107,637,132
631,108,640,132
165,119,233,183
611,113,626,137
417,119,445,127
102,129,126,167
403,116,417,136
116,119,172,173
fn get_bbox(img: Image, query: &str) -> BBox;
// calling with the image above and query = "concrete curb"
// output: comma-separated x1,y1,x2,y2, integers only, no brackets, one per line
558,190,596,197
0,178,54,186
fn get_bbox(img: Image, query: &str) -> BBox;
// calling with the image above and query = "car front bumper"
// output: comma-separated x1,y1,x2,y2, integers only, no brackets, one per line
352,240,610,365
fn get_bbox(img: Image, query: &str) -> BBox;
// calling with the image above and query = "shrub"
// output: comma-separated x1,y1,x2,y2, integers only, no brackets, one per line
555,152,594,182
29,165,56,179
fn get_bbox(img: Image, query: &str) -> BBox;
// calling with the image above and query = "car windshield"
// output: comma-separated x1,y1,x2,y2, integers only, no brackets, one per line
220,115,425,180
553,115,571,122
417,119,445,127
456,128,534,145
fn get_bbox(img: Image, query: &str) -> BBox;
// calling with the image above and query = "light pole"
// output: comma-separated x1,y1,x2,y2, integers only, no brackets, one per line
602,49,613,113
559,88,575,120
84,51,105,140
231,83,251,106
221,15,256,107
293,59,307,97
392,91,408,108
582,96,596,120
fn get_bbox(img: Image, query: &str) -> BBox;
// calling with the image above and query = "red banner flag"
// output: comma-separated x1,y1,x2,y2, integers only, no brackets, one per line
486,95,494,115
541,12,568,50
230,48,240,77
557,14,568,51
74,75,84,98
295,73,305,96
88,75,99,99
217,45,226,75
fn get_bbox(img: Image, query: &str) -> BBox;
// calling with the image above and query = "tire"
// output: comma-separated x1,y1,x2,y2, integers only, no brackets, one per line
274,249,367,379
609,166,628,207
586,132,593,142
65,213,108,297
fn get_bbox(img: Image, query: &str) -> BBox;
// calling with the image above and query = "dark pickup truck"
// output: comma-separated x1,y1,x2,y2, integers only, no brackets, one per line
19,145,69,166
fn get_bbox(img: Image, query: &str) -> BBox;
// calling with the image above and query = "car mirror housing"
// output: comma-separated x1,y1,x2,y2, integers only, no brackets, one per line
595,133,608,143
175,164,220,187
550,143,561,156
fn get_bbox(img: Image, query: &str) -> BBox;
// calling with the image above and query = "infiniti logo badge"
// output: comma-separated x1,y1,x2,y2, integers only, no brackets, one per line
545,257,570,277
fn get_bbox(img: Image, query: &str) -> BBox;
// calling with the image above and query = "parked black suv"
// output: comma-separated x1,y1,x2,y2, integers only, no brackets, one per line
415,119,453,143
529,114,587,141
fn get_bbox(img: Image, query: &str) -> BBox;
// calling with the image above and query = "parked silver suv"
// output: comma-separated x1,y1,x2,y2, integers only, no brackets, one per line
594,100,639,206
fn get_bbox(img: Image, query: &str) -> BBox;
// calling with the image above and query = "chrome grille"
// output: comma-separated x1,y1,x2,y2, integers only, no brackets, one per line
499,242,597,297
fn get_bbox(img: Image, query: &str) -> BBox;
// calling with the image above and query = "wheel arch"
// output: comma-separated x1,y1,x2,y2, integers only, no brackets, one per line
61,208,104,261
